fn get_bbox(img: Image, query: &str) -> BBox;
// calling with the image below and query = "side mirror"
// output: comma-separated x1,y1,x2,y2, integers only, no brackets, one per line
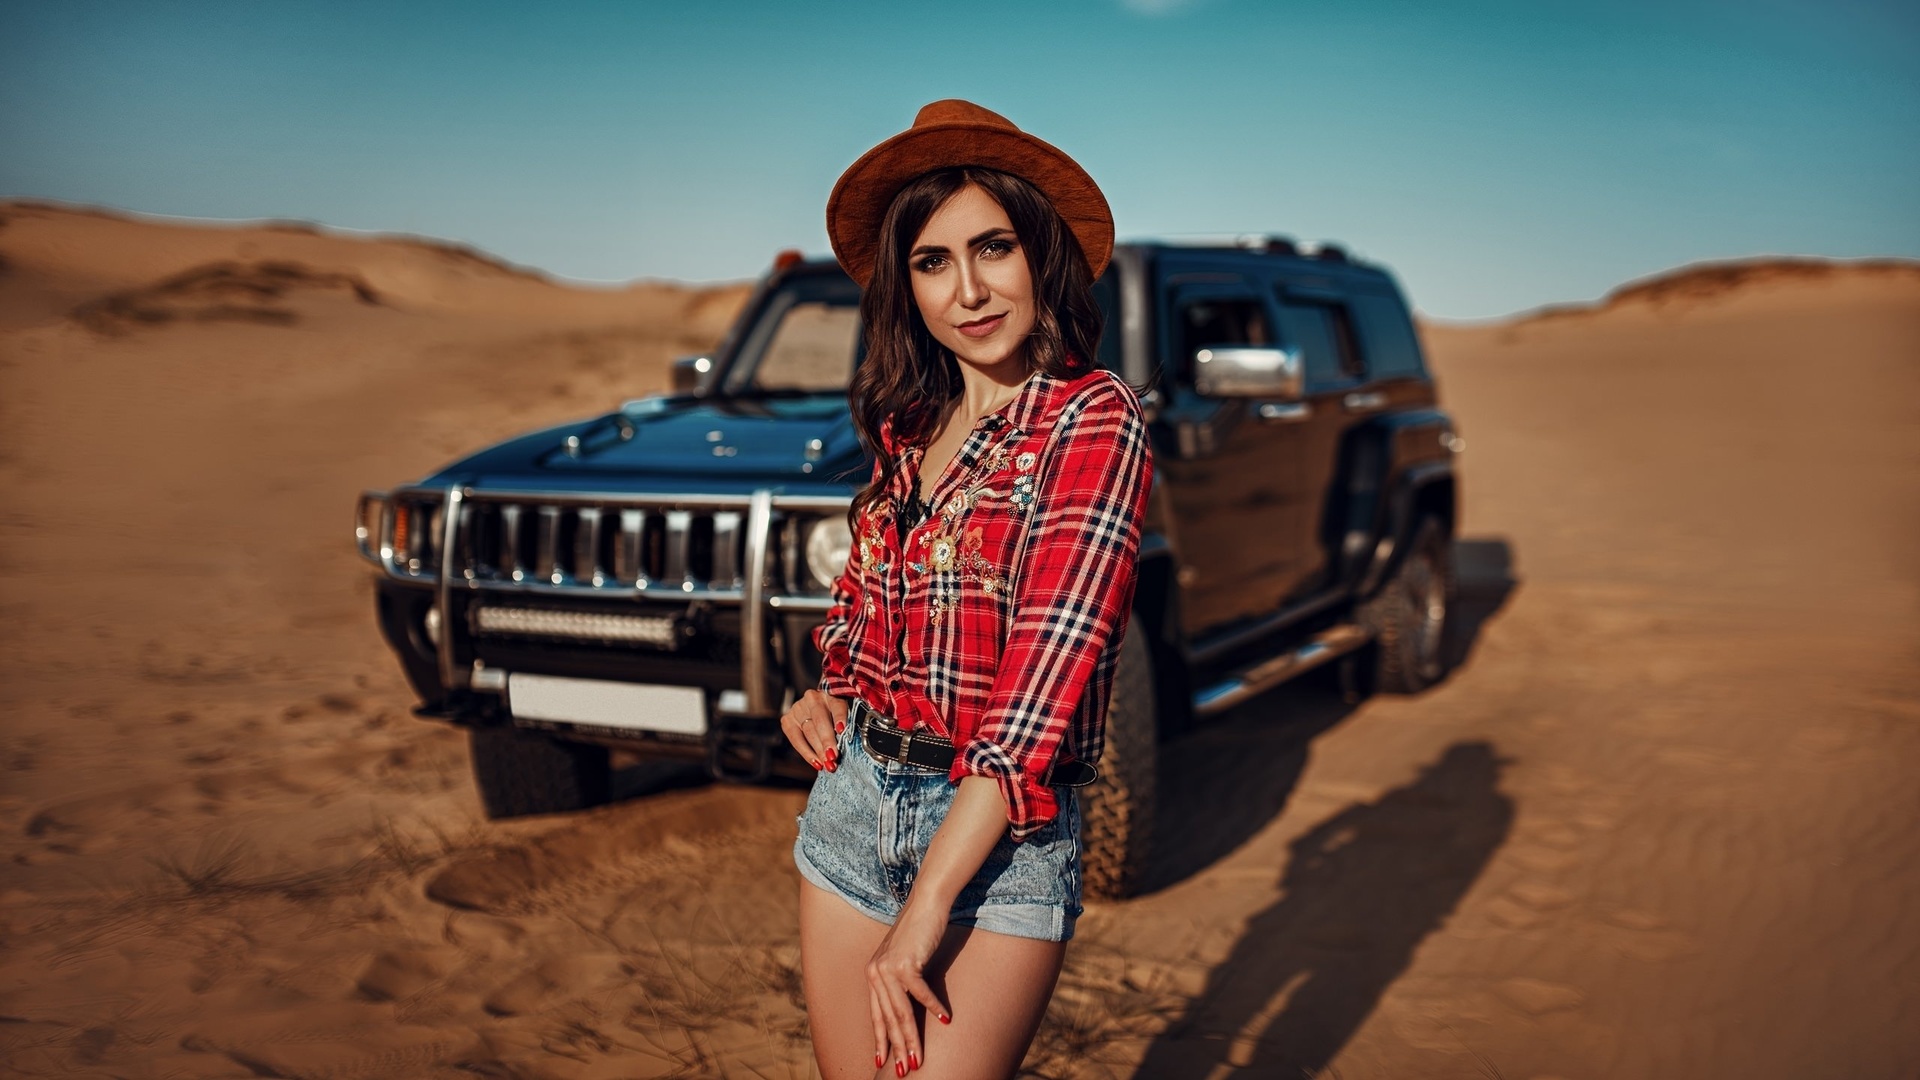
671,355,714,394
1193,346,1303,401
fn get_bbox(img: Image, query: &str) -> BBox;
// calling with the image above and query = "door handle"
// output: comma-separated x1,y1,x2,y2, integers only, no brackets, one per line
1342,390,1386,412
1256,401,1311,422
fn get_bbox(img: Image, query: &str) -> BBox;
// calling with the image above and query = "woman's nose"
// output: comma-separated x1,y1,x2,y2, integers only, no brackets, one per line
955,261,989,309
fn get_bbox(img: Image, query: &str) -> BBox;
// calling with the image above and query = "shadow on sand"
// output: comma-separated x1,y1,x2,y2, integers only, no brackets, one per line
1133,740,1515,1077
1124,536,1519,1075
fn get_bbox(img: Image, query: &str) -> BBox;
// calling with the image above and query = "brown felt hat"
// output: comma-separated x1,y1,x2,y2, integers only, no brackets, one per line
826,99,1114,288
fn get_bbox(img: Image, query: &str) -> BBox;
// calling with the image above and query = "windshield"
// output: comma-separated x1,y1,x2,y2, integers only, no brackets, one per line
718,264,1123,394
722,273,863,395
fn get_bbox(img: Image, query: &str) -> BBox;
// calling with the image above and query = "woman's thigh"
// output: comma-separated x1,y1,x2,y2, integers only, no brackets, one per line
800,879,893,1079
916,923,1067,1079
801,881,1067,1080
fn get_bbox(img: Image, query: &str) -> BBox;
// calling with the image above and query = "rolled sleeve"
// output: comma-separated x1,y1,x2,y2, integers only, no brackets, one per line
950,376,1153,840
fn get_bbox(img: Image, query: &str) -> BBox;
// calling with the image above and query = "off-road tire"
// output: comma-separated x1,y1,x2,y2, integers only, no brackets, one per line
1360,514,1455,694
1081,626,1158,900
468,725,612,819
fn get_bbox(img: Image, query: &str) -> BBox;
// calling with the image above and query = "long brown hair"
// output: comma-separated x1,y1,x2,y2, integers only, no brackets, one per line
847,166,1103,524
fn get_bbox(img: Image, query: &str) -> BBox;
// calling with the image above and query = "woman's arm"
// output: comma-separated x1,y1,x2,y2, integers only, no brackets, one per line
951,375,1153,837
864,774,1005,1071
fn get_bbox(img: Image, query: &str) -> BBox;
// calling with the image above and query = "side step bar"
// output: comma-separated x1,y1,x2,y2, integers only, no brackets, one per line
1192,623,1373,718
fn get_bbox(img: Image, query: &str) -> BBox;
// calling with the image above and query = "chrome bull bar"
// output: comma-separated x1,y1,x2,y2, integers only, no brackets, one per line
356,484,850,715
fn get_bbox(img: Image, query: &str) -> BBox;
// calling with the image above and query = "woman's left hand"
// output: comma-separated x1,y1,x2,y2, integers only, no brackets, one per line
867,900,951,1074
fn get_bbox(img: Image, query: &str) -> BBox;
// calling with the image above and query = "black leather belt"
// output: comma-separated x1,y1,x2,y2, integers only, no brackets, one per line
850,698,1099,788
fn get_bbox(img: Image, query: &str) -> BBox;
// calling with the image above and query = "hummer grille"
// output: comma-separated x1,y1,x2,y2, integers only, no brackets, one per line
456,500,748,591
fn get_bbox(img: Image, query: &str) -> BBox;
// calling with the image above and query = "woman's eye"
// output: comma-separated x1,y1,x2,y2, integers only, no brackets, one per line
913,255,946,273
982,239,1015,257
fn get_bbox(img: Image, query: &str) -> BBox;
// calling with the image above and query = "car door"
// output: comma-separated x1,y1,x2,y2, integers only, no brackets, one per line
1272,283,1377,599
1151,270,1313,638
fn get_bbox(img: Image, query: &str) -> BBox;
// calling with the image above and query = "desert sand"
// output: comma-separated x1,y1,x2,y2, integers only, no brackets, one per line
1,201,1916,1078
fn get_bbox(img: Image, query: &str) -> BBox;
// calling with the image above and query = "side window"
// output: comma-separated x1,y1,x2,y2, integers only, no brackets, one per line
1351,293,1425,379
1276,299,1365,387
1173,295,1271,383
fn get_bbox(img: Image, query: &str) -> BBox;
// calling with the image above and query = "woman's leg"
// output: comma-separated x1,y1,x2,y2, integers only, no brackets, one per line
800,879,894,1079
802,880,1068,1079
913,923,1067,1079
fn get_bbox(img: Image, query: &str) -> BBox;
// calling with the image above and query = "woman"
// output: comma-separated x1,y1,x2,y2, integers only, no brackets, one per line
782,100,1153,1079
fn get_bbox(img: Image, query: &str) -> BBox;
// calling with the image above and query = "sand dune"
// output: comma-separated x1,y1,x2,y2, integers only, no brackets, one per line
1,202,1916,1078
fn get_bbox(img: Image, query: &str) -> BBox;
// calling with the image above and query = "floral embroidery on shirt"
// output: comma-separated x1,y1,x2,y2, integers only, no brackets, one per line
924,524,1008,622
929,533,958,572
856,520,889,575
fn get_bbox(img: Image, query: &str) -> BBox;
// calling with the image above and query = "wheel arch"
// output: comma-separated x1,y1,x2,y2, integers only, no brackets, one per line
1130,534,1192,738
1356,462,1456,601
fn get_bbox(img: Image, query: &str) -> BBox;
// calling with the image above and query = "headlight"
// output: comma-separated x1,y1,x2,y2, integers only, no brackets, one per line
804,517,853,590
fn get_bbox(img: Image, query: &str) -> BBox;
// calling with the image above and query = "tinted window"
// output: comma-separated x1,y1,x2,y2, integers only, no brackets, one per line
1351,293,1425,379
1277,299,1364,386
724,275,863,393
1173,295,1270,382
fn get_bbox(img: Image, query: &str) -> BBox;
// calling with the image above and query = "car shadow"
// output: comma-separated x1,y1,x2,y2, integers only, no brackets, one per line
609,757,712,802
1449,536,1520,670
1138,535,1516,895
1132,740,1515,1077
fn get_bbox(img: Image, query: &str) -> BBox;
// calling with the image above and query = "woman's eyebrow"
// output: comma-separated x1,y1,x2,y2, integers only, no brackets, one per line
910,227,1016,258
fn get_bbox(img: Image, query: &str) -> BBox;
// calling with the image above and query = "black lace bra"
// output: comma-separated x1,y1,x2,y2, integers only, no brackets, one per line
896,476,929,543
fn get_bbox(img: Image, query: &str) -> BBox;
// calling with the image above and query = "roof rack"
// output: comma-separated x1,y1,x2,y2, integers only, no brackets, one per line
1233,234,1299,257
1298,240,1349,263
1149,234,1354,261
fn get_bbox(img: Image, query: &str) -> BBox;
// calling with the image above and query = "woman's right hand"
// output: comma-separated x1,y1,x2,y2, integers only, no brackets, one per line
780,689,849,773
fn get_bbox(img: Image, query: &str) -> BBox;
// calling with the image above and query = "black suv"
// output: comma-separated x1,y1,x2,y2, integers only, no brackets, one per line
354,238,1461,898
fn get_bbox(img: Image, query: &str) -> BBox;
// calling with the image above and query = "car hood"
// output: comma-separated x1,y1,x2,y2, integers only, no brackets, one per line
419,393,870,490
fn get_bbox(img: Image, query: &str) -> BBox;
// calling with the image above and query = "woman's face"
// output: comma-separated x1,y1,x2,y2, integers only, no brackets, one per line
907,183,1036,375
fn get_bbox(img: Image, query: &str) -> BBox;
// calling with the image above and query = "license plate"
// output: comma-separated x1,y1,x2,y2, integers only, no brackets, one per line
506,674,706,736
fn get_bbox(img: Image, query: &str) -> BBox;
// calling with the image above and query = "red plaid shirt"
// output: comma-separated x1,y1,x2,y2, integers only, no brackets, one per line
814,367,1154,841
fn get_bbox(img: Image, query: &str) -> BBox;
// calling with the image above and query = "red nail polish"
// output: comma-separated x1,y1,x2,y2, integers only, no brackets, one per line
895,1061,906,1077
875,1053,884,1068
939,1012,950,1024
909,1053,920,1070
836,720,845,733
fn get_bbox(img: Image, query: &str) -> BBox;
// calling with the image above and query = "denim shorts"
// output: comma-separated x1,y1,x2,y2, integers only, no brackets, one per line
793,717,1084,942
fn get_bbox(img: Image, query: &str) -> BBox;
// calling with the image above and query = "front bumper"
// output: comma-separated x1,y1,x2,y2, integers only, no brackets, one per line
358,484,849,770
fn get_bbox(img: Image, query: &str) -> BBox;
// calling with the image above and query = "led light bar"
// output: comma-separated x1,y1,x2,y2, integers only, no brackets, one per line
473,606,679,649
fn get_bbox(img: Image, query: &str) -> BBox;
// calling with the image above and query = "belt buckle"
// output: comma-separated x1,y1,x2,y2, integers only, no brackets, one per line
891,727,914,764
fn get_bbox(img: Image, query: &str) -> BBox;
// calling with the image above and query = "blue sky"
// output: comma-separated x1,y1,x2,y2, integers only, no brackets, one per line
2,0,1915,319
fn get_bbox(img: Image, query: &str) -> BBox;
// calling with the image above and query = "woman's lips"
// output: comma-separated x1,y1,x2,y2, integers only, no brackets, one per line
955,313,1006,339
